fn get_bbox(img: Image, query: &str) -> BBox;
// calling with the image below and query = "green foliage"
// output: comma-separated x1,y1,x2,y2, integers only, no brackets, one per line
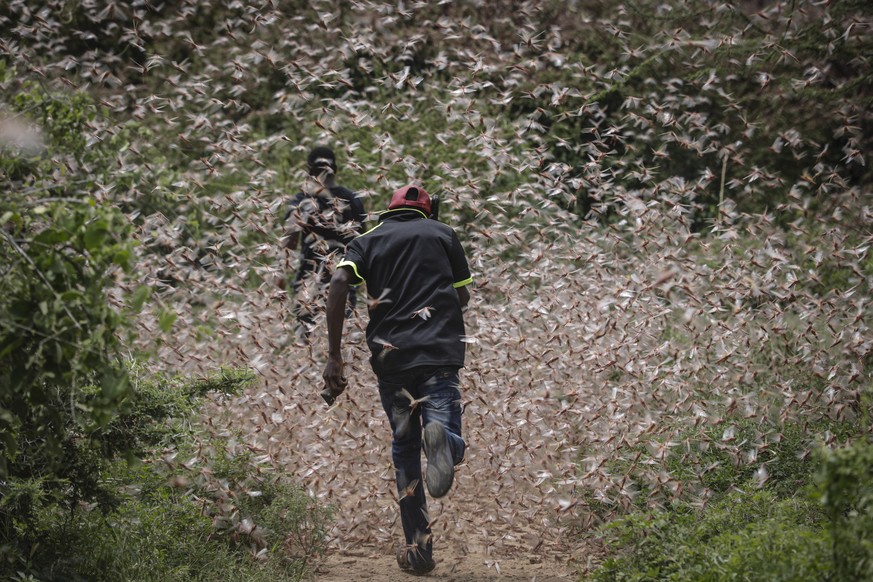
34,471,221,581
0,367,328,581
0,85,141,574
598,411,854,520
686,418,845,500
815,440,873,581
10,86,94,154
0,84,138,478
588,439,873,581
590,489,829,581
518,0,873,224
0,367,237,574
95,365,255,458
46,458,322,582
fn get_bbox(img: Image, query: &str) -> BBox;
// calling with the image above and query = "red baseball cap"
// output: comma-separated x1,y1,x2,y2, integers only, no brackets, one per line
388,184,431,215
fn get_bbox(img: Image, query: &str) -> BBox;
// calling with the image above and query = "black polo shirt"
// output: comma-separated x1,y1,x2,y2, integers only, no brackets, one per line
338,208,473,377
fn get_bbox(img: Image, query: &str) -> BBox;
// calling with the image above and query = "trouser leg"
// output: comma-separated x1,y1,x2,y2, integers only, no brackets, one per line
377,368,465,564
379,380,432,563
420,369,466,466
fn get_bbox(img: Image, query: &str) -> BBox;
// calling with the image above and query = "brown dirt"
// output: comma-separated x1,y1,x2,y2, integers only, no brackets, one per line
311,549,578,581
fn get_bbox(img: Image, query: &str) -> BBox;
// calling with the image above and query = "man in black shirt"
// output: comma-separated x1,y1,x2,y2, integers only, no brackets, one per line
282,146,366,339
322,184,473,575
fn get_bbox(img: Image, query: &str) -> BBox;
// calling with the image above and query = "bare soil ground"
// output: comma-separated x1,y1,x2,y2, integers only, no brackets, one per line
184,313,598,582
312,549,578,581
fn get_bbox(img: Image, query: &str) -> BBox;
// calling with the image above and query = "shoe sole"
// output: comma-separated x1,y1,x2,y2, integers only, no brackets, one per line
424,423,454,498
397,547,435,575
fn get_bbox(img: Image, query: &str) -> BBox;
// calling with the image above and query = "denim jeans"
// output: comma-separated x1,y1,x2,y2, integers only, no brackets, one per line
377,366,465,564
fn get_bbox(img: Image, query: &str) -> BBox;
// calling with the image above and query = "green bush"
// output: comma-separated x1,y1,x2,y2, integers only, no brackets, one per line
589,439,873,581
56,462,322,582
1,368,331,581
96,365,256,458
590,489,829,581
597,414,844,520
0,82,141,574
1,80,139,465
816,440,873,581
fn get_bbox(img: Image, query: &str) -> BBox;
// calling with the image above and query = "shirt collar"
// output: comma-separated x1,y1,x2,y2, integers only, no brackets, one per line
378,208,429,222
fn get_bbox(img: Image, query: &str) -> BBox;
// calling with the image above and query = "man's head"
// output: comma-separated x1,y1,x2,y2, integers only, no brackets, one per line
307,146,337,178
388,184,431,216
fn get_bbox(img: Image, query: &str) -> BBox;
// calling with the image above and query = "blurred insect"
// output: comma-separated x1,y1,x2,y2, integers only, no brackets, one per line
399,478,419,501
367,288,392,311
397,387,430,411
411,306,434,320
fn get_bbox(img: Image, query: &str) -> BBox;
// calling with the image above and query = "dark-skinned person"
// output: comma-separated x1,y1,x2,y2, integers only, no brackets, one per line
321,184,473,575
281,146,366,342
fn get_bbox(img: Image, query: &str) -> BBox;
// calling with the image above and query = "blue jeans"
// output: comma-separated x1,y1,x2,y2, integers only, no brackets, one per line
377,366,465,563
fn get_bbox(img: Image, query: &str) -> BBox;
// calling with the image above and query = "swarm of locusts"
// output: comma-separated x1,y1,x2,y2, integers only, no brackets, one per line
3,0,869,565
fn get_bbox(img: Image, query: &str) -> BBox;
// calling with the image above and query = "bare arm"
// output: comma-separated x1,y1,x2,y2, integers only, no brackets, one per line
322,266,352,400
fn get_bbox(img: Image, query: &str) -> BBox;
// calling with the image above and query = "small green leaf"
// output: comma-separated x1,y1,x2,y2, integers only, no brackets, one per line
100,369,130,402
158,309,177,333
34,228,70,246
113,248,131,268
83,221,109,251
129,285,152,312
60,290,84,302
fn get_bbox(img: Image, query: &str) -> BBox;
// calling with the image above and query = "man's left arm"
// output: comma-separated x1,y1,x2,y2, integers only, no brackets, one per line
448,229,473,307
457,284,470,310
283,230,300,250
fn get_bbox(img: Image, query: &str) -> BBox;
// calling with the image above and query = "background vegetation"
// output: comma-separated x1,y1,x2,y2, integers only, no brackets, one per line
0,0,870,580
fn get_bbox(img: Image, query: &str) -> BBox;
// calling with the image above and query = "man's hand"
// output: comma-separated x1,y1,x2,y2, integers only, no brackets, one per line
321,355,347,405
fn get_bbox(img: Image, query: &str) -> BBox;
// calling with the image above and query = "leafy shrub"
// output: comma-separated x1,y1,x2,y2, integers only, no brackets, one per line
59,461,322,582
590,489,829,581
96,365,256,458
596,413,852,521
816,440,873,581
0,82,141,573
1,86,137,476
1,368,331,581
0,366,239,577
589,439,873,581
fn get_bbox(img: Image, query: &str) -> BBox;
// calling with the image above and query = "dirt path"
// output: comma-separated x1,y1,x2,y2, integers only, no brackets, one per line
160,302,600,581
312,549,577,581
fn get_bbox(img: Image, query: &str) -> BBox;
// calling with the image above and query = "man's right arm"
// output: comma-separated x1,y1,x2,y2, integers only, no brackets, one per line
322,266,352,400
326,267,352,359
